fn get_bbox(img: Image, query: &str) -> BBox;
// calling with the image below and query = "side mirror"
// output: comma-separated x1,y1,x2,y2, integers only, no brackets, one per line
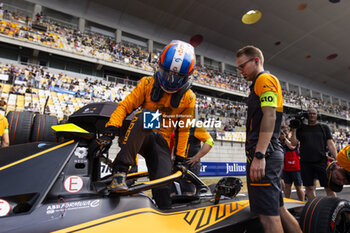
214,177,243,204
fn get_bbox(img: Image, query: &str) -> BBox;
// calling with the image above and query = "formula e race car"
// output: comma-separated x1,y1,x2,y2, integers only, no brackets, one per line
0,103,349,233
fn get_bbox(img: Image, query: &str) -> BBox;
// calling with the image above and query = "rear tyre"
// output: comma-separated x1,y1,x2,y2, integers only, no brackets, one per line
31,114,58,142
299,196,350,233
6,111,34,145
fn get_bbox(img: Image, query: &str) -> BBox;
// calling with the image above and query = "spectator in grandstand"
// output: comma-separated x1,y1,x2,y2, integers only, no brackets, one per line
74,90,81,98
290,108,337,200
17,84,26,95
25,86,32,94
100,40,196,210
34,72,42,88
66,97,72,105
0,11,347,117
334,130,350,151
280,125,304,201
35,12,41,22
0,97,7,110
125,76,129,86
236,45,301,233
25,103,33,111
63,107,70,117
17,72,26,81
32,103,40,113
326,145,350,192
44,105,50,115
8,65,16,85
0,113,9,147
9,85,16,94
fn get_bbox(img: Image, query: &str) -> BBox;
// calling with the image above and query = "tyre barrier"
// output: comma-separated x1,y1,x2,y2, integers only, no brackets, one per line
6,111,34,145
299,196,350,233
31,114,58,142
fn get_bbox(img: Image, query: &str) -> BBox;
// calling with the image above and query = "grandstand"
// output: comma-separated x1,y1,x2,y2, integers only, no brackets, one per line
0,0,349,164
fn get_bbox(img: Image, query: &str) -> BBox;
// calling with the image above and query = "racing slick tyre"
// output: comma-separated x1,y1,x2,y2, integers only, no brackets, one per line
299,196,350,233
31,114,58,142
6,111,34,145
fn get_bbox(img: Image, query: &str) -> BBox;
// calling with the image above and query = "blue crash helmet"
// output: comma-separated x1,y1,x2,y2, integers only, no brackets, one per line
157,40,196,93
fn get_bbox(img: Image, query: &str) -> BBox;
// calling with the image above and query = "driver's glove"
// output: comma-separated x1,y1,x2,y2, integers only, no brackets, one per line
88,126,120,157
102,126,122,139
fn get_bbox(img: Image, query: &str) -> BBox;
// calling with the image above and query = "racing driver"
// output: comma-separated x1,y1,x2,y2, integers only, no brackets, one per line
103,40,196,209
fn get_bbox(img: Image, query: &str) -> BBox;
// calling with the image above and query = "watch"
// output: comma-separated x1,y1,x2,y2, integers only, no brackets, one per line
254,151,266,159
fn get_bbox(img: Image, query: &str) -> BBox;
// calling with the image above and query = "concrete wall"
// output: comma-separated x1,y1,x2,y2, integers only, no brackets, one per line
203,140,246,162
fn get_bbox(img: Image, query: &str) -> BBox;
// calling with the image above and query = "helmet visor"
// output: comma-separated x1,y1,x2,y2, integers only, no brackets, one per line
157,67,189,92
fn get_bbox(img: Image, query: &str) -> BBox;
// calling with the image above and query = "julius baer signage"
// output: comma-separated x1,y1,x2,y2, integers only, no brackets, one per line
101,161,246,178
199,162,246,176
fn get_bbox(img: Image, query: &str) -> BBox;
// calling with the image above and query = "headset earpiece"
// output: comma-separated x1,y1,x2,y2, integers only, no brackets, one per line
255,60,258,65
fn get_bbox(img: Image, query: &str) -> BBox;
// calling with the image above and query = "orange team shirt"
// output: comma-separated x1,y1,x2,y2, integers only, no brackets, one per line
254,73,283,113
0,114,9,137
193,126,212,143
106,76,196,158
336,145,350,172
246,72,283,149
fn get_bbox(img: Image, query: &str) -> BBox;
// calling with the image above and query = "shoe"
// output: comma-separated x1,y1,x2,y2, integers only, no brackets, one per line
109,172,128,193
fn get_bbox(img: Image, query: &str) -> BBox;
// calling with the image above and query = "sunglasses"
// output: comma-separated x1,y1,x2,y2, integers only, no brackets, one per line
237,58,255,71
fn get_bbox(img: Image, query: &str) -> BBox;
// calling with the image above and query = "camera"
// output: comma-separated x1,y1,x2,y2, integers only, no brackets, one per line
289,111,308,129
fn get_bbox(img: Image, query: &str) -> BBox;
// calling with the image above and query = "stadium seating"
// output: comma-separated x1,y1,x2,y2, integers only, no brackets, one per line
0,8,348,145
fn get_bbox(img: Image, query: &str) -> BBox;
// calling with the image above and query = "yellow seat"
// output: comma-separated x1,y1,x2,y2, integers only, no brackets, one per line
1,84,10,93
16,95,25,108
6,107,15,114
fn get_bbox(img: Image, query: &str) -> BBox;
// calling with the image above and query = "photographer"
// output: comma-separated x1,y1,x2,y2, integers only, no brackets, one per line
290,108,337,199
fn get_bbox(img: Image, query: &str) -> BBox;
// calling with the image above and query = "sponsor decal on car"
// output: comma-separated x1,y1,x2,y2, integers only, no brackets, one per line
74,147,88,159
330,201,350,230
101,162,112,178
46,200,100,215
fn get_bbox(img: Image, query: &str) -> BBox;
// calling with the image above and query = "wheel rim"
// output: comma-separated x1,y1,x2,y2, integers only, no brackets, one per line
333,210,350,233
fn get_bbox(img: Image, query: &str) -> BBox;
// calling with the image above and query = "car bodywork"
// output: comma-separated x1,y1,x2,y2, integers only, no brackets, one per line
0,123,306,233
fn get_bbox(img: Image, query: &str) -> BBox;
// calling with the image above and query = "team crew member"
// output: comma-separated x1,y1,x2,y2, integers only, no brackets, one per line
0,114,9,147
178,126,214,195
327,145,350,192
104,40,196,209
236,45,301,233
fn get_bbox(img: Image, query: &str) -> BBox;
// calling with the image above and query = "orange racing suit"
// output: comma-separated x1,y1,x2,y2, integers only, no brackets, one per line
106,76,195,209
106,76,195,158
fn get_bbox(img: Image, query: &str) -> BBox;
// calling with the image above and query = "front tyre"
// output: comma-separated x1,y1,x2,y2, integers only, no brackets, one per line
299,197,350,233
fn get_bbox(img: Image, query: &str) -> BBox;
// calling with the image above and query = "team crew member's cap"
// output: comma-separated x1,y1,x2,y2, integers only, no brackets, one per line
326,162,344,192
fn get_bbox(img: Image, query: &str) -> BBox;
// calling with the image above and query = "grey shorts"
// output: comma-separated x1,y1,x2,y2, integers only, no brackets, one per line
246,149,284,216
